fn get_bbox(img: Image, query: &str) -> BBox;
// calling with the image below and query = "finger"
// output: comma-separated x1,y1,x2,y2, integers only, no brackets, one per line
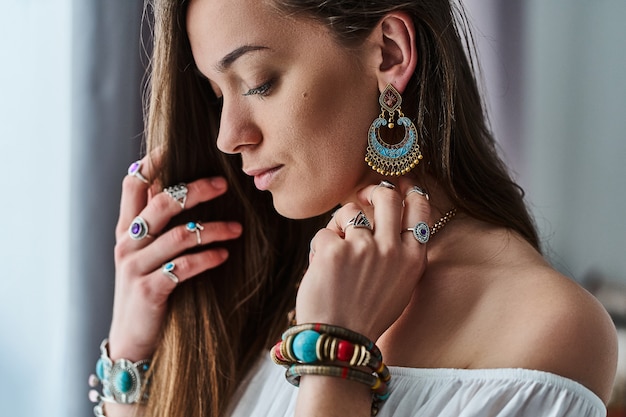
357,182,403,243
309,227,343,260
366,180,396,206
135,220,242,273
148,248,230,290
117,150,164,233
117,154,155,237
404,185,429,201
327,203,372,237
398,178,432,244
117,177,228,242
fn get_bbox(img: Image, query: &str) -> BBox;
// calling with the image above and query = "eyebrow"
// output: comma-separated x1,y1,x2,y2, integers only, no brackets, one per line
215,45,270,73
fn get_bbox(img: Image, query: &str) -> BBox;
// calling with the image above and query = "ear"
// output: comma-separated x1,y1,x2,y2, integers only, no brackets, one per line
366,12,417,94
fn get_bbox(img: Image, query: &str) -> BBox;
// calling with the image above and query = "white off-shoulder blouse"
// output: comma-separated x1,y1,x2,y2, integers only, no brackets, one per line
226,354,606,417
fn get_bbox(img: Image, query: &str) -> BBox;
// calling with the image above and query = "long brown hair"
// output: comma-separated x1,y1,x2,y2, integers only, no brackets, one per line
140,0,539,416
141,2,326,416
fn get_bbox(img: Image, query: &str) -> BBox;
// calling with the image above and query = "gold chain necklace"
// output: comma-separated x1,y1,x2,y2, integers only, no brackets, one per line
430,208,457,236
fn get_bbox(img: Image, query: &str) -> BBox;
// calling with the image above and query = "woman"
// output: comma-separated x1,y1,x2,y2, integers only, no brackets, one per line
91,0,618,416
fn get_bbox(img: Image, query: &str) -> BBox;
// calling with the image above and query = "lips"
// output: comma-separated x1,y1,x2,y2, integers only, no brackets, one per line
244,165,283,191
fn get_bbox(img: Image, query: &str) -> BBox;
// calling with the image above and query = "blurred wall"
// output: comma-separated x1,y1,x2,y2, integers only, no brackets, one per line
465,0,626,285
0,1,71,416
524,0,626,285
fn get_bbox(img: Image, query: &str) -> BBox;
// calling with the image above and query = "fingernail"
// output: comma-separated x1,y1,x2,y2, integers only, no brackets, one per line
211,177,227,189
228,222,242,234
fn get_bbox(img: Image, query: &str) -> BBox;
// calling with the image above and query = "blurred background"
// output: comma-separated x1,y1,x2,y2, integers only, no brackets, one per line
0,0,624,416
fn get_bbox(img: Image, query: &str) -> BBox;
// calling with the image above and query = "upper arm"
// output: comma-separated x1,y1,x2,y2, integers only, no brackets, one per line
512,273,618,403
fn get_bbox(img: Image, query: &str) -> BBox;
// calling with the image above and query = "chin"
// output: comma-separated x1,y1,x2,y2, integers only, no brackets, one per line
271,196,331,220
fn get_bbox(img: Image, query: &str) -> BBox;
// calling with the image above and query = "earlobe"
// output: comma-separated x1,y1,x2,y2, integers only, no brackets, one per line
372,12,418,94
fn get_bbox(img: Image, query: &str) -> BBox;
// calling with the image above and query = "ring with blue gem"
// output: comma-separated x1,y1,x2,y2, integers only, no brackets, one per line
161,261,179,284
402,221,430,244
185,221,204,245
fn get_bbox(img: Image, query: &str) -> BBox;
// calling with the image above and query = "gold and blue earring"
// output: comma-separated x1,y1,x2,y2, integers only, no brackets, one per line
365,84,423,176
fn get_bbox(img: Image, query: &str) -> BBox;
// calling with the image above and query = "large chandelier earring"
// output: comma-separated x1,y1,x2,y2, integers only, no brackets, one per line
365,84,423,176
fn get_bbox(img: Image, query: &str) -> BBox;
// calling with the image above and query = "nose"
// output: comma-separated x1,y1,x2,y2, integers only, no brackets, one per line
216,98,261,155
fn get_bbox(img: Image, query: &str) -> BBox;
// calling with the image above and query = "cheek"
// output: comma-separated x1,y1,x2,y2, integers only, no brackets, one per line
294,83,376,148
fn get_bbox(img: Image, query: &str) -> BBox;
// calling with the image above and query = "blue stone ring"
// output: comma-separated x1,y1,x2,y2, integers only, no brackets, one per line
185,221,204,245
161,261,179,284
402,221,430,244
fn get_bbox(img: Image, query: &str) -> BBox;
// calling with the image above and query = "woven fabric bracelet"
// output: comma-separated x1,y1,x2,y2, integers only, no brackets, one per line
88,338,150,415
285,364,389,416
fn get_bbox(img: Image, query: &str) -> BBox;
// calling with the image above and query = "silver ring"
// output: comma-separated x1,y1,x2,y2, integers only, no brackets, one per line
405,186,429,201
368,180,395,206
164,183,188,209
402,221,430,244
185,221,204,245
161,262,179,284
344,211,373,231
127,161,149,184
128,216,152,240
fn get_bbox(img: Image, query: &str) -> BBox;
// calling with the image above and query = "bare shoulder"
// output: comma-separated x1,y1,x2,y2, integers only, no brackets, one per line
387,220,618,403
475,232,618,403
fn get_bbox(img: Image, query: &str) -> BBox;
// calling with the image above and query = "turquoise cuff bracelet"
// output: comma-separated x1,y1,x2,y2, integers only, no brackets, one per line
88,338,150,415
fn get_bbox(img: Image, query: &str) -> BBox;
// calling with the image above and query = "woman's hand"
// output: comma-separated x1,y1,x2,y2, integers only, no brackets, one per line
107,155,243,361
296,177,431,342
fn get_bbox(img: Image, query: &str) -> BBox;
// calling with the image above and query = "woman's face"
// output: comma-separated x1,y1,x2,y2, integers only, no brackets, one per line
187,0,382,218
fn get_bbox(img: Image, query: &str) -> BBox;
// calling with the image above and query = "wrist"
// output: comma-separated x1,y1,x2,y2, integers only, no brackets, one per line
88,338,151,416
271,323,391,416
107,335,155,362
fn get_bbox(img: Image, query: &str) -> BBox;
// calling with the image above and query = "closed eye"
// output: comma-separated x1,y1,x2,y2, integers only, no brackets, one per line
243,80,274,97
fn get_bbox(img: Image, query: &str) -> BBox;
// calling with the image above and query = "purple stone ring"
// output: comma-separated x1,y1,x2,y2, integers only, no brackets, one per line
128,216,152,240
127,161,149,184
402,221,430,244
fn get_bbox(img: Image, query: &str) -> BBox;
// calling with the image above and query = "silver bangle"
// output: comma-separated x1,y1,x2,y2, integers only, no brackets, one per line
88,338,151,414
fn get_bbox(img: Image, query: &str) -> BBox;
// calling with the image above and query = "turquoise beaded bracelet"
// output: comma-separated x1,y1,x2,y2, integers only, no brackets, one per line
270,324,391,416
88,339,150,415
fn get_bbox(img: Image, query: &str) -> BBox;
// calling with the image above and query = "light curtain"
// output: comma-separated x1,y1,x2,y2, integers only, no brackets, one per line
66,1,145,415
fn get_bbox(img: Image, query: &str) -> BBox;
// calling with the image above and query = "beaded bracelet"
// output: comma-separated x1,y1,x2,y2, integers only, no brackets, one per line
282,323,382,360
88,339,150,415
272,325,390,382
272,332,388,379
285,364,389,416
270,324,391,415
